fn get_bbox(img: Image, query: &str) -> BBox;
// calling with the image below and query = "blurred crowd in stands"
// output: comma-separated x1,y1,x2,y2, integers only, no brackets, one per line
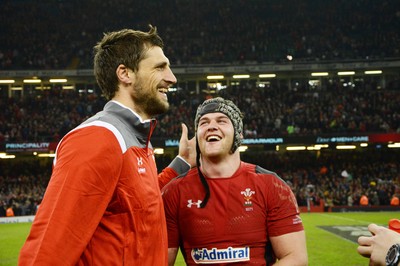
1,147,399,217
0,158,51,217
1,79,399,143
265,150,400,210
1,0,400,70
1,0,400,216
0,81,399,216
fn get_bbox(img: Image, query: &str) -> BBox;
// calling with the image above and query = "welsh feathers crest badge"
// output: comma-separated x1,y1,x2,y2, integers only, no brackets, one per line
241,188,255,207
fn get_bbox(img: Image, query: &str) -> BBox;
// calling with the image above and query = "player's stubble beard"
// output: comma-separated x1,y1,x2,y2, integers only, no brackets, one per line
133,81,169,118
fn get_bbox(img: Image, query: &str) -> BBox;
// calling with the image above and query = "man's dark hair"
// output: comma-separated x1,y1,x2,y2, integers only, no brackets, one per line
93,25,163,100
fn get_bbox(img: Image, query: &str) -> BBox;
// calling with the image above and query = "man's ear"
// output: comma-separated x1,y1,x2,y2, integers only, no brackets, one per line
116,64,133,84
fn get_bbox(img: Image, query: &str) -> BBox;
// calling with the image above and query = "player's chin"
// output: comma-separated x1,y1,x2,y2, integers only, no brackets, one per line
152,100,169,115
160,98,169,110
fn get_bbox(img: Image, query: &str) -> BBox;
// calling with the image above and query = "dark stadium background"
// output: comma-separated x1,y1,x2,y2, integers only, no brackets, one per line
0,0,399,216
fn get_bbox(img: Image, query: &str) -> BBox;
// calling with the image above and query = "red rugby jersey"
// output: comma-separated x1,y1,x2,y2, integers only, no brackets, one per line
162,162,304,265
19,101,188,266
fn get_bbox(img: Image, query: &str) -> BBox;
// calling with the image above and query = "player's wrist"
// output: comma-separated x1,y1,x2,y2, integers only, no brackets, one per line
386,243,400,266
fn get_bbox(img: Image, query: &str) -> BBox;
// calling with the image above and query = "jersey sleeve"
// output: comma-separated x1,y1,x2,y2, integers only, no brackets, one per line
265,173,304,237
158,156,190,189
19,126,123,265
161,178,181,248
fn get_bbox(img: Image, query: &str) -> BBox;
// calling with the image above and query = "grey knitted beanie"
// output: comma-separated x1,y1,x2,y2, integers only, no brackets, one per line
194,97,243,153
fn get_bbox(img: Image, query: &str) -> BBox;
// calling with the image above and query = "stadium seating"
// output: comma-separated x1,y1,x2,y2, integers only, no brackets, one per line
0,81,399,142
0,0,399,69
0,0,399,216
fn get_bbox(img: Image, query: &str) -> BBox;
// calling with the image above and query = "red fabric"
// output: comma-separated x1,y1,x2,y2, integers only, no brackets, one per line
6,207,14,217
162,162,304,265
19,125,177,266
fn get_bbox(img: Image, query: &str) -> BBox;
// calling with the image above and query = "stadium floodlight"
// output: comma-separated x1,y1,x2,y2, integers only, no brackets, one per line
336,145,356,150
311,72,329,77
259,74,276,78
307,146,321,150
314,144,329,149
0,153,16,159
286,146,306,151
23,79,41,83
35,86,51,90
37,153,56,158
207,75,224,80
62,85,75,90
337,71,355,76
238,145,248,152
153,148,164,154
364,70,382,75
388,143,400,148
49,78,68,83
0,79,15,84
232,74,250,79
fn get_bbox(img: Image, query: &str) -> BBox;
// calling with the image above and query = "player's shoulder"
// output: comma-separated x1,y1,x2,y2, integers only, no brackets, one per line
242,162,277,176
243,162,286,183
162,168,198,193
254,164,277,175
